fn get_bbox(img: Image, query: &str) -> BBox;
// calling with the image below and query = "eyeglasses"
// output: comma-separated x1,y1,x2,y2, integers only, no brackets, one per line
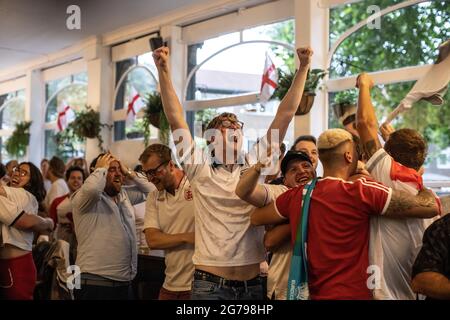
12,167,29,177
141,161,169,178
221,120,244,130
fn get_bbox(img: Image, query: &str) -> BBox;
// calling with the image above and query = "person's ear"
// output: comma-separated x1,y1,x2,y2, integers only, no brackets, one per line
344,151,353,164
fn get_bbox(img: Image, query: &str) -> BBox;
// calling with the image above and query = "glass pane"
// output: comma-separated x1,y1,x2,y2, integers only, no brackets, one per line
187,42,291,101
45,76,71,101
114,66,158,111
329,1,450,78
45,82,88,122
0,97,25,130
329,82,450,192
114,120,126,141
195,32,240,65
73,71,88,83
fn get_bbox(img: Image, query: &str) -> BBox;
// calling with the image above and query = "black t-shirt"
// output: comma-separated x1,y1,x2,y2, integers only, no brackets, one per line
412,214,450,299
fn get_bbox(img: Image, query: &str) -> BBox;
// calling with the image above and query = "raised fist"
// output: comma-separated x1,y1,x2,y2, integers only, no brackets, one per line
356,72,374,89
152,46,170,73
297,47,313,67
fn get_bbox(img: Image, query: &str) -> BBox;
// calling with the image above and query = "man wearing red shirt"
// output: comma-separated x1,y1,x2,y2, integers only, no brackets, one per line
251,128,440,300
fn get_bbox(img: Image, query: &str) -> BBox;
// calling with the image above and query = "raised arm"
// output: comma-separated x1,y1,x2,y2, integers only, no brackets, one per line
153,47,191,135
236,160,270,207
71,153,114,213
355,72,382,159
384,188,440,219
144,227,194,250
266,47,313,145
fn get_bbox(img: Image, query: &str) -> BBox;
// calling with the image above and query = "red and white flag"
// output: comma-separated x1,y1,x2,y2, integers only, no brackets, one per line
126,87,146,126
56,101,75,132
260,52,278,104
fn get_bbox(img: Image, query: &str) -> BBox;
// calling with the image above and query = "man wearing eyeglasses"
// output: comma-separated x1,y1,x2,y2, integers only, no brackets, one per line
153,45,313,300
139,144,195,300
71,152,154,300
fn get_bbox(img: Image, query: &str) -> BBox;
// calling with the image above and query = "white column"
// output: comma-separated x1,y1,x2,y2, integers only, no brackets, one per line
160,25,186,103
26,69,45,166
294,0,329,139
85,40,113,164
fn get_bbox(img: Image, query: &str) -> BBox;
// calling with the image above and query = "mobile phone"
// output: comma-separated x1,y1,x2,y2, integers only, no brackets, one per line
149,36,164,51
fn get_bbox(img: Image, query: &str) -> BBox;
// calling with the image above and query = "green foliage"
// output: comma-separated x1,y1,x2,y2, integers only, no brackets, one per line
333,89,358,106
272,68,327,100
143,92,170,146
5,121,31,158
266,20,295,71
68,106,111,151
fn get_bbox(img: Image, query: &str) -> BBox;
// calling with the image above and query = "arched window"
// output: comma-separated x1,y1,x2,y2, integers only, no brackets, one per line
113,52,159,141
44,73,88,160
0,90,25,162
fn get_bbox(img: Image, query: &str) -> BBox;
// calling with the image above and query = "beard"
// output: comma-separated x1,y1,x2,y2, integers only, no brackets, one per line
105,183,121,197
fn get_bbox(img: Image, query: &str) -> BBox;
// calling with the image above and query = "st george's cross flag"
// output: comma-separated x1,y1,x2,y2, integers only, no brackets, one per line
126,87,146,126
56,101,75,132
259,52,278,104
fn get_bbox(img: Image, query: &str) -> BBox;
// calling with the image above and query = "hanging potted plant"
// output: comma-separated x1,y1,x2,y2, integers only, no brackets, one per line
143,92,170,146
5,121,32,158
69,106,111,151
272,68,327,115
332,89,358,125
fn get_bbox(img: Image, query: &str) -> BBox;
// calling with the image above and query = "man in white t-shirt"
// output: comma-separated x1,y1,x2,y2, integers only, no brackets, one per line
44,156,69,211
152,45,313,300
140,144,195,300
356,72,442,299
236,150,315,299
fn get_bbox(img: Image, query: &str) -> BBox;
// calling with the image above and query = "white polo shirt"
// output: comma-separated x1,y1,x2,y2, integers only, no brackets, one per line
178,145,265,267
263,184,291,300
366,148,437,300
0,186,38,251
143,175,195,291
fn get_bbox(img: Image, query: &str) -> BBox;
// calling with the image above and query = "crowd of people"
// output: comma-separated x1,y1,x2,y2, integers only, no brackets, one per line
0,45,448,301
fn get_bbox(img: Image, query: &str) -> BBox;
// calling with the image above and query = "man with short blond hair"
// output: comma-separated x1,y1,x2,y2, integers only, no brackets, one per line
140,144,195,300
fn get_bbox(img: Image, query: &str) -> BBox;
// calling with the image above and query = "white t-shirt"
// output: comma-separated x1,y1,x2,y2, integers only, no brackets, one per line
143,175,195,291
0,187,38,251
263,184,291,300
44,178,69,211
179,145,265,267
366,148,436,300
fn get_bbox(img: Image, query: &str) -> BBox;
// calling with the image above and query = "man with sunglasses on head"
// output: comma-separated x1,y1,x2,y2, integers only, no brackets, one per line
152,45,313,300
139,144,195,300
71,152,154,300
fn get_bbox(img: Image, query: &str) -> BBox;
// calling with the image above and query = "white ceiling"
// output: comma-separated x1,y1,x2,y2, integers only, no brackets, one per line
0,0,259,71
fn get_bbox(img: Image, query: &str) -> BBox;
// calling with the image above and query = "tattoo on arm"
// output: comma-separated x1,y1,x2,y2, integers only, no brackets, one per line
385,189,436,217
362,139,380,159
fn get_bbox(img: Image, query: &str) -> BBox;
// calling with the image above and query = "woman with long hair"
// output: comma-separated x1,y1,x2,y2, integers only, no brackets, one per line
0,162,53,300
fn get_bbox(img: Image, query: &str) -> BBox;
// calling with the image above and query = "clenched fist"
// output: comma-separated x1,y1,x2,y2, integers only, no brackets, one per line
297,47,313,68
356,72,374,89
152,46,170,73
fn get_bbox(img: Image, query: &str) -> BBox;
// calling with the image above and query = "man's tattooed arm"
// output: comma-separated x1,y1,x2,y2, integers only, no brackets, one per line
362,139,382,160
384,188,439,219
